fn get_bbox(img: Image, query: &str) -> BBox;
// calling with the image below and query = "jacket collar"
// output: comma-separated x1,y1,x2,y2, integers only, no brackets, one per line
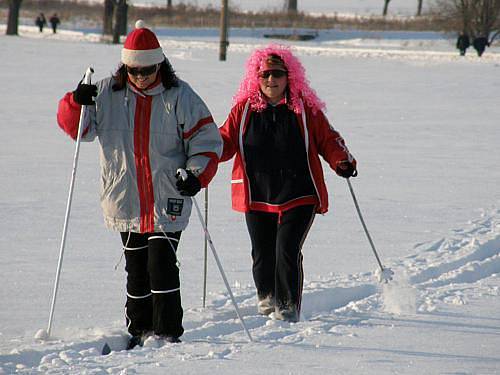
126,76,165,97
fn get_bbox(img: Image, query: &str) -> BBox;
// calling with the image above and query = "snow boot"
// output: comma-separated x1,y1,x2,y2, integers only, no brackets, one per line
275,305,299,323
257,295,275,316
143,334,181,348
126,335,144,350
161,335,181,343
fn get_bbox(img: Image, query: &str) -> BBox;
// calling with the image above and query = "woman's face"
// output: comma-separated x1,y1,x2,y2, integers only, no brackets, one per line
126,64,160,89
258,63,288,104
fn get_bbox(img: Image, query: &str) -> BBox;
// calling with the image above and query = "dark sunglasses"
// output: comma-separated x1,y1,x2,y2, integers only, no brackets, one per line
258,69,287,79
126,64,158,76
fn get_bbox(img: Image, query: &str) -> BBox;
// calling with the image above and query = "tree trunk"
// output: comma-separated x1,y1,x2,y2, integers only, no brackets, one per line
383,0,390,16
416,0,423,16
103,0,114,35
6,0,22,35
113,0,128,44
167,0,172,10
286,0,298,14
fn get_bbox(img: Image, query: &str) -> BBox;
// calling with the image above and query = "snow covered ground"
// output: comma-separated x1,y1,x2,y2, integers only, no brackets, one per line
1,25,500,374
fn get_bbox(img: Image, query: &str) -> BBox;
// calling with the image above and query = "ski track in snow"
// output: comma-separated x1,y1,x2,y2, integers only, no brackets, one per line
1,209,499,374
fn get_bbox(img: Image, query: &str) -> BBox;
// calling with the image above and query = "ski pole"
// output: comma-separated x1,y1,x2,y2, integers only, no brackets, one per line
177,169,254,342
346,178,393,283
46,67,94,337
202,186,208,308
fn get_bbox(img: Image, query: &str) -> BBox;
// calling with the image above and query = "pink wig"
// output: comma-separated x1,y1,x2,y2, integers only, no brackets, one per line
233,44,326,114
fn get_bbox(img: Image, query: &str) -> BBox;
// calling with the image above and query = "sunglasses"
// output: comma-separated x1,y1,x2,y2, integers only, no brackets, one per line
126,64,158,76
258,69,288,79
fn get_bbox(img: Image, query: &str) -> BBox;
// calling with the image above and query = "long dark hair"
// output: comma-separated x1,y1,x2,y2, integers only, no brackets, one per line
112,56,179,91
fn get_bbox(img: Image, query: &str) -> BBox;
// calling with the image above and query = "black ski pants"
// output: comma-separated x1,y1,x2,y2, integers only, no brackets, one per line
120,231,184,338
245,205,316,314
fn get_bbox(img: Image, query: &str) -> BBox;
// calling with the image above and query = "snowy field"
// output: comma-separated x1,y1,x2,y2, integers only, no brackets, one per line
1,25,500,374
131,0,431,16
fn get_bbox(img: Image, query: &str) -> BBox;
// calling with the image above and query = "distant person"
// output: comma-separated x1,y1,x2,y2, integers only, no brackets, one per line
219,44,357,323
49,13,61,34
35,13,47,33
456,32,470,56
473,36,489,57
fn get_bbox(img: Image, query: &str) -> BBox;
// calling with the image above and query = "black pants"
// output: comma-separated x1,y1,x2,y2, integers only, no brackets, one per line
120,231,184,338
245,205,315,314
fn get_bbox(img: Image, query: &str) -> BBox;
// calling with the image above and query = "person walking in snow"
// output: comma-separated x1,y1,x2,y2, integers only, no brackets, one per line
49,13,60,34
456,32,470,56
35,13,47,33
56,20,222,348
218,44,357,323
473,36,489,57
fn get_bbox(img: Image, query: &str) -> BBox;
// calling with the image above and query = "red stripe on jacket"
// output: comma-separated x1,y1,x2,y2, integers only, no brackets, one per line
182,116,214,139
195,151,219,188
133,95,155,233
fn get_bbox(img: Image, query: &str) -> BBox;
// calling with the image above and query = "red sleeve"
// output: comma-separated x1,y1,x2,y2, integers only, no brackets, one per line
311,109,357,171
57,92,82,140
219,105,242,162
196,152,219,188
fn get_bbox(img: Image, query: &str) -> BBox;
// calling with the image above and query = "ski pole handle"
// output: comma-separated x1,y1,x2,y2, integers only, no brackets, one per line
82,67,94,85
176,168,188,181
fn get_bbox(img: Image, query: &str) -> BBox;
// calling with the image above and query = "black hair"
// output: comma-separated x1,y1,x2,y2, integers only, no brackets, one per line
111,57,179,91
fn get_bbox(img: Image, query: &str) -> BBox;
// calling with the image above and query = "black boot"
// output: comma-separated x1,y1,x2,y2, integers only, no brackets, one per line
126,335,144,350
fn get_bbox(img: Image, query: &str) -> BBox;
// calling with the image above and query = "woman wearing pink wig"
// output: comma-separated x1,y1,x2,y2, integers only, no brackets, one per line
219,44,357,322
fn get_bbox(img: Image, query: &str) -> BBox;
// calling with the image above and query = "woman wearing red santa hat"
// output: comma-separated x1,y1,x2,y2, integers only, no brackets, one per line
57,20,222,348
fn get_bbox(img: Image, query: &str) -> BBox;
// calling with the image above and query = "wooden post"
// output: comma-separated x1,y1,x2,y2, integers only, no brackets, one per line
219,0,229,61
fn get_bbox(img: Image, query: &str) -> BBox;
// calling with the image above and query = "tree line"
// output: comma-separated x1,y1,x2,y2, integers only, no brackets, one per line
5,0,500,45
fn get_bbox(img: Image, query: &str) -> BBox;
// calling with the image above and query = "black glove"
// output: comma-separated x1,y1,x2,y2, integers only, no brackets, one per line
73,80,97,105
336,160,358,178
176,170,201,196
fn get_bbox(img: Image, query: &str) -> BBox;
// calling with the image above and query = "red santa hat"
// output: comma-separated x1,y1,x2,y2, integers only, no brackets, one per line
121,20,164,67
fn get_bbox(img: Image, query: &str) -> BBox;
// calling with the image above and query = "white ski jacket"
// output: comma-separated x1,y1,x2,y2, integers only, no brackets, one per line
57,77,222,233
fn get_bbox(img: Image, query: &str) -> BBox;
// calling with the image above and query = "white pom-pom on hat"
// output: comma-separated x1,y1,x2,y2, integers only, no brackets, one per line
122,20,164,67
135,19,146,29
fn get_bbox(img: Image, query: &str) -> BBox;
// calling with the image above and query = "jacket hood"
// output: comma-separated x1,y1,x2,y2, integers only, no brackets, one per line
232,44,326,114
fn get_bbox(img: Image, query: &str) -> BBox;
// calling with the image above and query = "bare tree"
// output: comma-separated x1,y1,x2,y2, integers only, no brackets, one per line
6,0,22,35
436,0,500,42
417,0,424,16
383,0,391,16
285,0,298,14
113,0,128,44
103,0,114,35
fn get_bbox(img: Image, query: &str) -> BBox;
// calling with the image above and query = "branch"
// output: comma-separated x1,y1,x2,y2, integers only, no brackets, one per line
490,30,500,44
